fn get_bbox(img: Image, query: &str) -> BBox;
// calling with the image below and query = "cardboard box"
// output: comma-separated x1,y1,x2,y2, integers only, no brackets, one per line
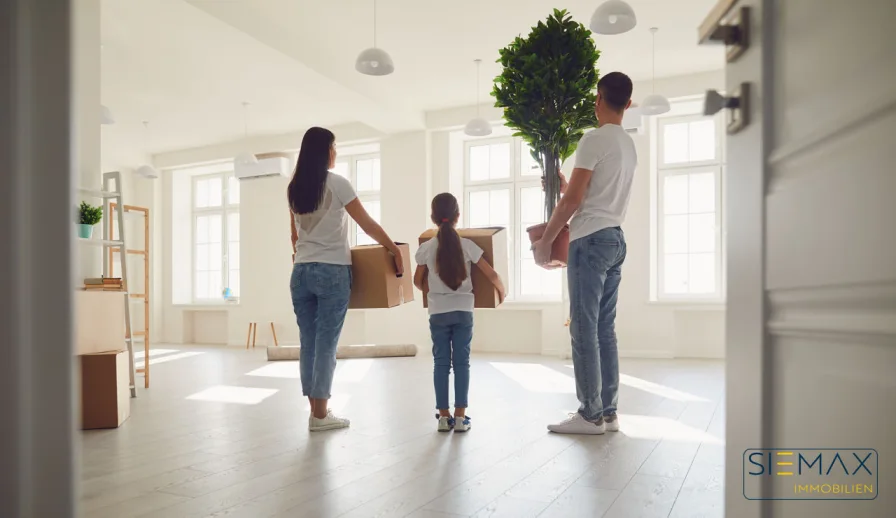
349,243,414,309
75,290,126,355
418,227,508,309
80,350,131,430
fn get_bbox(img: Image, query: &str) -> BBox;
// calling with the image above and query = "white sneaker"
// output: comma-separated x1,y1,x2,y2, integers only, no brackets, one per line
454,415,471,433
604,414,620,432
547,413,605,435
309,410,350,432
437,415,455,432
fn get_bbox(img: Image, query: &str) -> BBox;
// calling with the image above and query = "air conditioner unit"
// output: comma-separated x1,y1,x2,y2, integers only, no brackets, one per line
234,154,291,180
623,108,644,134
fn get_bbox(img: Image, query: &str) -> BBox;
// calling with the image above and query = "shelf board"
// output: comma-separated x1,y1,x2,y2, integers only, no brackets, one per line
78,237,123,247
78,188,120,199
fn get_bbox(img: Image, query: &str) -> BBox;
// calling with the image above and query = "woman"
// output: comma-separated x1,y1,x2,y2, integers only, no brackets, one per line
288,127,403,432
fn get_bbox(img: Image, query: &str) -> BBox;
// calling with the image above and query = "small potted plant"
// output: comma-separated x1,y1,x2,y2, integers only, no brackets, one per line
493,9,600,266
77,201,103,239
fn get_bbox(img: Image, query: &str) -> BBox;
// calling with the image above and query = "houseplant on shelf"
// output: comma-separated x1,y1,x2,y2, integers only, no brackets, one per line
77,201,103,239
493,8,600,266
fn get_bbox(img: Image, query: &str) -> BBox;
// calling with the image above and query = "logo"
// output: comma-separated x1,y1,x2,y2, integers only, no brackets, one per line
743,449,878,500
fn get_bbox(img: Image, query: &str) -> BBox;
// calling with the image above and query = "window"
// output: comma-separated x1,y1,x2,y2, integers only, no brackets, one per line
655,112,725,301
193,171,240,300
464,138,562,301
332,154,381,246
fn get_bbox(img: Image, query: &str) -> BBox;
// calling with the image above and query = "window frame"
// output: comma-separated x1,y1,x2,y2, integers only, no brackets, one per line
332,152,381,246
463,136,562,302
654,112,726,303
191,171,239,302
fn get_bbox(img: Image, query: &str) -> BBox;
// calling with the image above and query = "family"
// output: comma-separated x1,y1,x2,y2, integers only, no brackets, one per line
288,72,636,435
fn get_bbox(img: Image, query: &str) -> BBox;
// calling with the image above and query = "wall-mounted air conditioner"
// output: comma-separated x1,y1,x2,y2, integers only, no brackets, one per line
234,154,291,180
623,107,644,134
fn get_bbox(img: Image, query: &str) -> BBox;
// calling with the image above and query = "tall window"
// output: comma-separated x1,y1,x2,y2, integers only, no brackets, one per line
464,137,562,300
332,154,381,245
656,112,725,301
193,171,240,300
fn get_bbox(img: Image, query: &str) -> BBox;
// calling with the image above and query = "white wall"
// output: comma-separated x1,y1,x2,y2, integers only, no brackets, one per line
155,71,726,359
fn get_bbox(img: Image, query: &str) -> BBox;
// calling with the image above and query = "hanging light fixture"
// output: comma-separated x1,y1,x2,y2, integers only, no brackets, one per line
234,102,258,166
136,121,160,179
355,0,394,76
641,27,671,116
464,59,492,137
590,0,637,35
101,104,115,125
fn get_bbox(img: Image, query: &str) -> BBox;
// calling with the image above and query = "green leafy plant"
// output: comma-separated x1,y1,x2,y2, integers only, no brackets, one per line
78,201,103,226
493,8,600,220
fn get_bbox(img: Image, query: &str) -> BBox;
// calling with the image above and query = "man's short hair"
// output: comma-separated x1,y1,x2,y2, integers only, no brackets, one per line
597,72,633,112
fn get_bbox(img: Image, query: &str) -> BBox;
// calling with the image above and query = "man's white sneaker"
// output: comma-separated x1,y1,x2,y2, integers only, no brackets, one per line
309,410,350,432
547,413,606,435
454,415,471,433
604,414,620,432
437,415,455,432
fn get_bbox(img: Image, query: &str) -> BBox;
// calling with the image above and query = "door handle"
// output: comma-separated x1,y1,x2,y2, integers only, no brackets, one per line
698,3,750,63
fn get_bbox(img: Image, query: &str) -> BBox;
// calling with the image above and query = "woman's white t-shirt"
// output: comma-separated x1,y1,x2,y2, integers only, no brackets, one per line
293,172,358,265
415,236,484,315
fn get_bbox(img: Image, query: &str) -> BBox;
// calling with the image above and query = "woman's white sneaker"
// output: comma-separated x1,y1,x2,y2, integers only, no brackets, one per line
309,410,350,432
604,414,620,432
547,413,606,435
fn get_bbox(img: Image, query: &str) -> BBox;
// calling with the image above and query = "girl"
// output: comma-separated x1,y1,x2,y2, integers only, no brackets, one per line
289,127,404,432
414,193,505,432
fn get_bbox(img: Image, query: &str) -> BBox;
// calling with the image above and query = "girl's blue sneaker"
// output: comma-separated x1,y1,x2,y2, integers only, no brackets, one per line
436,414,455,432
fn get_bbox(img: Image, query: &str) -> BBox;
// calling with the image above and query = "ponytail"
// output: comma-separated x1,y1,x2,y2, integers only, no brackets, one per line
435,220,467,291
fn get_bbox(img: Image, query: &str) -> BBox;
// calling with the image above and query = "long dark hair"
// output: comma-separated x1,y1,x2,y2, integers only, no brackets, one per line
288,127,335,214
431,193,466,291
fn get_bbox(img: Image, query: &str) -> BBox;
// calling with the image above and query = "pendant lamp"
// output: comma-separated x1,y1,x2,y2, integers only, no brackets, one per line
234,102,258,166
136,121,160,179
590,0,637,35
464,59,492,137
641,27,671,116
355,0,394,76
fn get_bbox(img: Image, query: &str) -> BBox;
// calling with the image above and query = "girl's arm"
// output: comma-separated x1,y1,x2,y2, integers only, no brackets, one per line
414,265,428,292
474,257,506,304
289,210,298,263
344,198,404,276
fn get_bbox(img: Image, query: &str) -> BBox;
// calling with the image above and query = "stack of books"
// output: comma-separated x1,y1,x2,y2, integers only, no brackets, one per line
83,277,124,291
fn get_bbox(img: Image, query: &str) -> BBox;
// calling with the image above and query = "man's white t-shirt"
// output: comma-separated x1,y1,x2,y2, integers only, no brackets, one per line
569,124,638,242
293,172,357,265
415,237,484,315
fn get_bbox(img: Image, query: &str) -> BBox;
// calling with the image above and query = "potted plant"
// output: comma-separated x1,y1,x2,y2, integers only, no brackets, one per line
77,201,103,239
493,8,600,266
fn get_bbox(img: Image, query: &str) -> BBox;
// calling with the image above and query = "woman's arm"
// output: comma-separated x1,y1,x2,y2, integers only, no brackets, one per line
289,210,298,263
414,265,428,292
474,257,506,304
344,198,404,276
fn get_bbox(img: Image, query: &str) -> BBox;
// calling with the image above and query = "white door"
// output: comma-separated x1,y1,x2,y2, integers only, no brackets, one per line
706,0,896,516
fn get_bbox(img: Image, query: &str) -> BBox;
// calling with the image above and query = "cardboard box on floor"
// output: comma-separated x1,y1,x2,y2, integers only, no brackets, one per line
349,242,414,309
80,350,131,430
418,227,508,309
75,290,126,355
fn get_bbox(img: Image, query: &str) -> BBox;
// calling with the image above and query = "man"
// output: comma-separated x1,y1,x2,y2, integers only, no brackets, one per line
533,72,637,435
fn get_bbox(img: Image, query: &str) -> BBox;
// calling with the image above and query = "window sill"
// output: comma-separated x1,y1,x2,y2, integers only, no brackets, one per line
647,300,726,311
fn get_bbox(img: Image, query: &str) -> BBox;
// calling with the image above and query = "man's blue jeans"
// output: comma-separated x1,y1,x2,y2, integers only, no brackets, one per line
290,263,351,400
567,226,626,421
429,311,473,410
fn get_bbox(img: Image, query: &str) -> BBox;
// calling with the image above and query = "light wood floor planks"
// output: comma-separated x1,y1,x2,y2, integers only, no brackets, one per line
79,345,725,517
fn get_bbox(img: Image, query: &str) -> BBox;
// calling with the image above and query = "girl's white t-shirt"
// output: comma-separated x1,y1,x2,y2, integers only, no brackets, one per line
415,236,484,315
293,172,358,265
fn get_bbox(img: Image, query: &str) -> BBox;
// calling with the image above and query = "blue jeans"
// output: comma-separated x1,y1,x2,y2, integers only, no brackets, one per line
567,227,626,421
290,263,351,399
429,311,473,410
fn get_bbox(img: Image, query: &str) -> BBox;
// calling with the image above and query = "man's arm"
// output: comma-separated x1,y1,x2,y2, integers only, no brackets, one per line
539,168,592,244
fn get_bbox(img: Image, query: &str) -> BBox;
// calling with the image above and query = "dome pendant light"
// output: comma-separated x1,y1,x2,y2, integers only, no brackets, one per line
136,121,160,179
641,27,671,116
464,59,492,137
590,0,637,35
355,0,394,76
234,102,258,166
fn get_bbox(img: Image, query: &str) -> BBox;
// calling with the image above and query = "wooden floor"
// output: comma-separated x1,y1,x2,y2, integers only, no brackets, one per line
79,345,725,518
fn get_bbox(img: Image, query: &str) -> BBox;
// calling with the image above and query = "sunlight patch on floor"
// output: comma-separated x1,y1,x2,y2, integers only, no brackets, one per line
619,414,723,444
491,362,575,394
246,362,300,379
135,351,204,369
562,365,710,402
336,359,374,383
186,385,278,405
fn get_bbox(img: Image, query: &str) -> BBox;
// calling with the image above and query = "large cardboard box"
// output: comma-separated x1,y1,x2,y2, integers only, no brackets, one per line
75,290,126,355
349,243,414,309
80,350,131,430
418,227,508,309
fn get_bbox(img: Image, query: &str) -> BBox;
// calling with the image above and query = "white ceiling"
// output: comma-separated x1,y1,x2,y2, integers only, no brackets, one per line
101,0,723,157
